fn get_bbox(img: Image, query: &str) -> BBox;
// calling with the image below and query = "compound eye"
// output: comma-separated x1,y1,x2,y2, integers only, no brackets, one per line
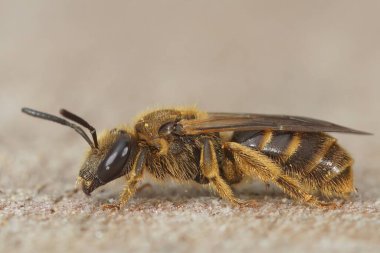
96,134,134,184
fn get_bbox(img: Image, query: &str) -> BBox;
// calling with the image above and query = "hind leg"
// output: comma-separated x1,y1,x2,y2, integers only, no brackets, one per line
224,142,337,208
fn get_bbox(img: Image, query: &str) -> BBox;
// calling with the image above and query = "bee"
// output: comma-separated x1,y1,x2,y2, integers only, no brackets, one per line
21,107,370,209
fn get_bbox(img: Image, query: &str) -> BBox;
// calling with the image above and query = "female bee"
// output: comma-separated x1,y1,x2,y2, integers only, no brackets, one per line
22,107,369,209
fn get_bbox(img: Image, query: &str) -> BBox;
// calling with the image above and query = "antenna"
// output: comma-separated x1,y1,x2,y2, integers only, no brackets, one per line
21,107,95,149
60,109,99,148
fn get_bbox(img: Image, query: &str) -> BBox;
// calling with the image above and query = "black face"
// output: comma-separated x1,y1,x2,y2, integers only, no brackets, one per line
96,133,135,184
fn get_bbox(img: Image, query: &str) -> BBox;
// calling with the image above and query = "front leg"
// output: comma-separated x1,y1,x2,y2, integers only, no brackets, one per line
200,138,247,206
102,148,147,210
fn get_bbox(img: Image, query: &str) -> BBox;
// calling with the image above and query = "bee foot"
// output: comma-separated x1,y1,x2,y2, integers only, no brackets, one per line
101,203,121,211
238,200,259,208
317,201,341,210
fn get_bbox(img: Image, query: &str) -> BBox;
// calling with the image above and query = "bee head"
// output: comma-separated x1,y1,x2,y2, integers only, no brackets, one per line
78,129,137,195
21,108,137,196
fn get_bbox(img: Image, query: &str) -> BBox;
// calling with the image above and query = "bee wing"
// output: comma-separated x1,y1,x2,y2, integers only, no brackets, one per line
177,112,371,135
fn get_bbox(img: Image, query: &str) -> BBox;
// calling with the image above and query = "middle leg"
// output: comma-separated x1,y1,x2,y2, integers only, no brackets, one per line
200,138,255,206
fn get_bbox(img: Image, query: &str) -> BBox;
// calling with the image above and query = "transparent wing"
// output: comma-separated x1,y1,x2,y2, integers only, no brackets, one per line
176,112,371,135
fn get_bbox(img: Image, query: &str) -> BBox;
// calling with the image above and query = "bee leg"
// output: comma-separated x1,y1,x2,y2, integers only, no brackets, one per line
102,148,147,210
224,142,332,208
119,148,148,208
200,138,247,207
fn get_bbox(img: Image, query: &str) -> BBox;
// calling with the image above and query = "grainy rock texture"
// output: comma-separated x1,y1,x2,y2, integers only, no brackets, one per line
0,1,379,253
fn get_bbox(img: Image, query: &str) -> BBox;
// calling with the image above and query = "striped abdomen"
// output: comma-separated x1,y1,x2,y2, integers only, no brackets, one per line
231,131,354,197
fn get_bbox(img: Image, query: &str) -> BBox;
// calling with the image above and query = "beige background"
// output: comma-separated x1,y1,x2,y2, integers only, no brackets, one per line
0,1,379,253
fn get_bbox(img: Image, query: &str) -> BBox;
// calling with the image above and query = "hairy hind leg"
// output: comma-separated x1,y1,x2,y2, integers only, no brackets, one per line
224,142,337,208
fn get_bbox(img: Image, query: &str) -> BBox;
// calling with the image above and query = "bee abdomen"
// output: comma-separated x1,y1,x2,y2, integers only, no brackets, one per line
305,142,354,196
281,132,336,175
232,131,354,196
232,130,304,162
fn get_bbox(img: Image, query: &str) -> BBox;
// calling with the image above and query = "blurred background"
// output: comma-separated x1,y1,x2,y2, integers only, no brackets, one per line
0,1,379,252
1,0,378,188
